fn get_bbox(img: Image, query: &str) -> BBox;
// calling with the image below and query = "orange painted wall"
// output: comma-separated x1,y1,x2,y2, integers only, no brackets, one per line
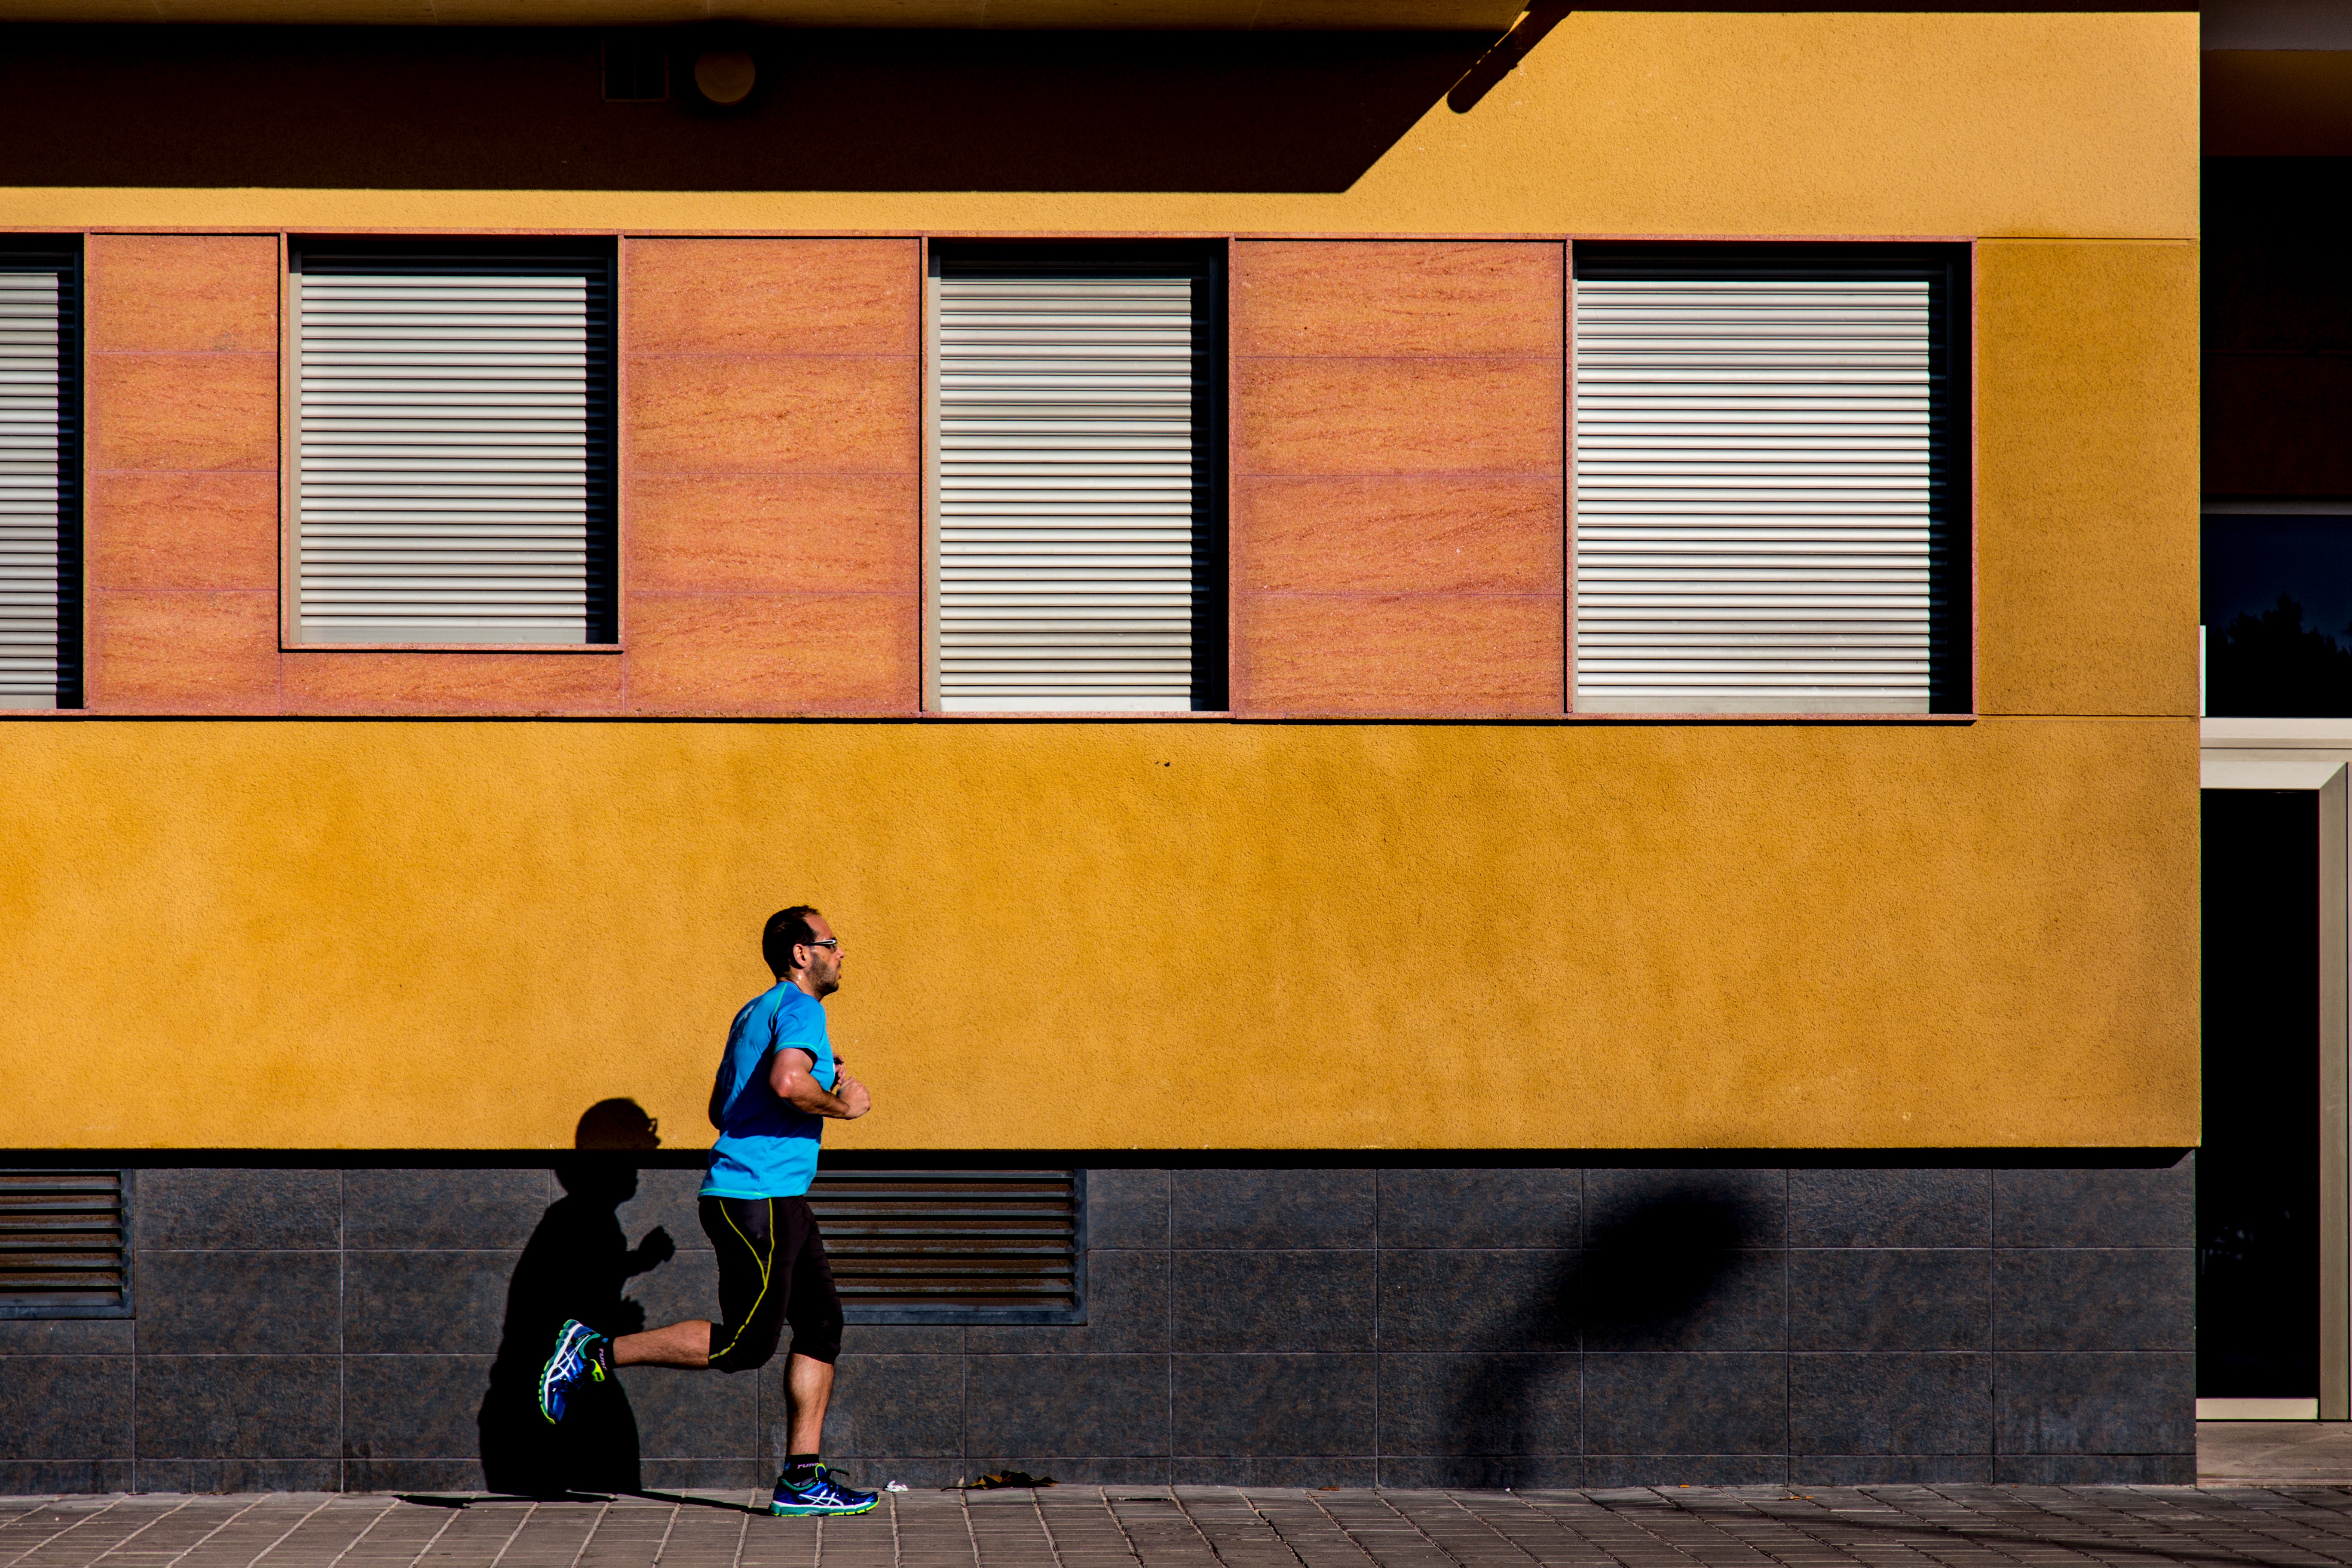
1229,241,1565,716
63,234,1587,719
83,234,282,714
622,238,923,715
70,235,935,718
53,233,2199,733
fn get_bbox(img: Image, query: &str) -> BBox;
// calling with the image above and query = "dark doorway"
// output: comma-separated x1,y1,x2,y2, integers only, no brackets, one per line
2199,788,2322,1399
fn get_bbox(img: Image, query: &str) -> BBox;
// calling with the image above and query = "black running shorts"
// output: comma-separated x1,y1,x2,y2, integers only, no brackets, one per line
699,1194,844,1372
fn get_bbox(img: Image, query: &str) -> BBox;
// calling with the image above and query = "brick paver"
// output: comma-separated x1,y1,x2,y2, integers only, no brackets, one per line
9,1489,2352,1568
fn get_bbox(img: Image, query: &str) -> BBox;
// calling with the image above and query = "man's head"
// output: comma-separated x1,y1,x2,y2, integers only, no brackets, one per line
762,904,842,998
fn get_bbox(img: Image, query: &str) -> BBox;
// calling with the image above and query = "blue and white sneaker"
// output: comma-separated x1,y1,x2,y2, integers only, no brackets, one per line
770,1465,879,1517
537,1318,610,1424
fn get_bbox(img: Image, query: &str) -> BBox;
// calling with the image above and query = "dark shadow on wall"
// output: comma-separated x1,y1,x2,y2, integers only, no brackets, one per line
0,25,1494,193
1445,0,1572,113
1447,1247,1580,1482
1450,1179,1761,1474
478,1099,676,1497
1578,1182,1756,1332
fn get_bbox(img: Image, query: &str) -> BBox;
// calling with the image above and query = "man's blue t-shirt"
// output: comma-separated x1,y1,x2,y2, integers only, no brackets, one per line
701,983,838,1200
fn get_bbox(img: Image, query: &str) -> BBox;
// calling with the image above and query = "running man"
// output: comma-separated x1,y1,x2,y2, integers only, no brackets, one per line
536,906,878,1518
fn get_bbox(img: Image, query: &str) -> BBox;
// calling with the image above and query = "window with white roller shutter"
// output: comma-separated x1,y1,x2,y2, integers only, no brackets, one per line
928,248,1224,713
0,245,79,710
291,243,616,646
1573,249,1968,714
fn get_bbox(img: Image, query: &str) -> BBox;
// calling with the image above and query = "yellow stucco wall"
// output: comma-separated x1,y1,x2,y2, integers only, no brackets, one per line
1976,239,2202,717
0,242,2205,1152
0,12,2196,239
0,10,2201,1150
0,716,2195,1152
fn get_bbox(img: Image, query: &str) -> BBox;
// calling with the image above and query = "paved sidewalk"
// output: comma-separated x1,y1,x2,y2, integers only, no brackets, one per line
14,1486,2352,1568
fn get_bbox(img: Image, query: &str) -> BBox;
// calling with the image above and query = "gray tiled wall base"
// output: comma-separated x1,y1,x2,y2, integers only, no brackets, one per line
0,1158,2195,1491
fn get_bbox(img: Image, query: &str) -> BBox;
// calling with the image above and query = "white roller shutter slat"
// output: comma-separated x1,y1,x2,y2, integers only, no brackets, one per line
296,250,613,644
935,266,1207,712
1574,273,1942,713
0,255,74,710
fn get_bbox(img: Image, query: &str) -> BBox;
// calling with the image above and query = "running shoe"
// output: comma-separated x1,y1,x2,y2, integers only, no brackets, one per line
537,1318,609,1424
770,1465,879,1517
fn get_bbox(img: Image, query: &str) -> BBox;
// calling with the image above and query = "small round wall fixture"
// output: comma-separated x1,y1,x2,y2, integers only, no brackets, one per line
693,48,756,106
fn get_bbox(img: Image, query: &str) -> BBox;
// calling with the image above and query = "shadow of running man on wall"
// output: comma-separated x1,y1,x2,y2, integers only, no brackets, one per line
478,1099,677,1496
1451,1177,1765,1480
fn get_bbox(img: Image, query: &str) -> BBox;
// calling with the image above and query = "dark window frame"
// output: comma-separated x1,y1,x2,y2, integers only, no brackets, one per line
1572,241,1974,716
283,236,621,651
926,240,1229,714
0,238,83,711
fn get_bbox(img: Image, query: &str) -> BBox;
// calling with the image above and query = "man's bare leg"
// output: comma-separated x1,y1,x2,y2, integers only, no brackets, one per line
602,1329,834,1464
612,1320,712,1369
784,1354,833,1453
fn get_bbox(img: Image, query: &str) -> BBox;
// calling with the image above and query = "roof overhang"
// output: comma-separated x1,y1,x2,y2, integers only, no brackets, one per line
0,0,1524,24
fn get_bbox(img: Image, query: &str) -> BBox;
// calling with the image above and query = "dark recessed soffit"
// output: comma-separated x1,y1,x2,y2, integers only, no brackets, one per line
0,0,1525,26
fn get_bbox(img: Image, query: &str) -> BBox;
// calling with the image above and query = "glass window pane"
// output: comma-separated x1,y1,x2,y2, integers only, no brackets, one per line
2202,514,2352,716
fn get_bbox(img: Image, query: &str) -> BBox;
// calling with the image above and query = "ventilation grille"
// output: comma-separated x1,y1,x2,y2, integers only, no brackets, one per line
935,262,1207,712
0,253,76,710
0,1171,128,1316
1574,269,1945,714
294,248,615,645
806,1169,1081,1322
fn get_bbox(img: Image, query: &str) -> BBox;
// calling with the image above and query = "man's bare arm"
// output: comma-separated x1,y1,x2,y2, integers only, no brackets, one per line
768,1047,873,1120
